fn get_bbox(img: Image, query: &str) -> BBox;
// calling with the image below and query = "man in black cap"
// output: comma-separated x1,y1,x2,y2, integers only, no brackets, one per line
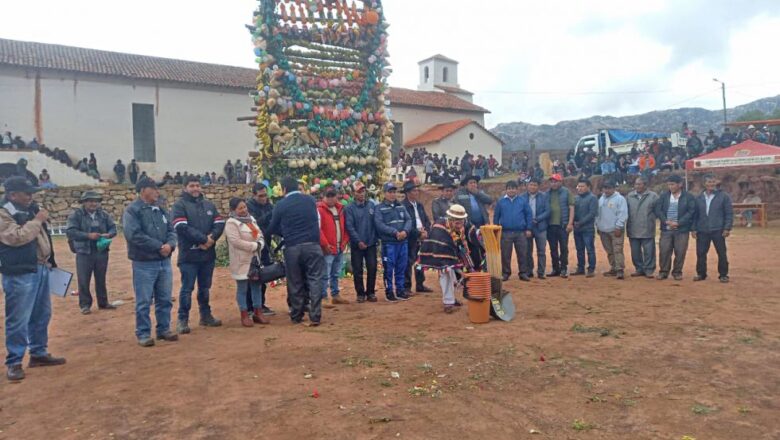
374,182,412,302
401,181,433,294
172,175,226,334
123,177,178,347
455,175,493,229
0,177,65,381
344,181,378,303
66,190,117,315
431,180,456,222
246,182,276,316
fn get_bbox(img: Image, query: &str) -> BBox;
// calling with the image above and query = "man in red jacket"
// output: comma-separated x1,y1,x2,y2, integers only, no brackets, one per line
317,188,350,305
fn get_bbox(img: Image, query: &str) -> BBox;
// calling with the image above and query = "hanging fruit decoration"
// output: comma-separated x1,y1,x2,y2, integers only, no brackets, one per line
250,0,393,184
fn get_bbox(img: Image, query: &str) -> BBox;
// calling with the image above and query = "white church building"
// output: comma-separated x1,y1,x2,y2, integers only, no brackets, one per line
0,38,500,183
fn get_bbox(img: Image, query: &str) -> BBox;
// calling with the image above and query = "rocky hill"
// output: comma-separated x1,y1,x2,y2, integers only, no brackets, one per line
492,95,780,152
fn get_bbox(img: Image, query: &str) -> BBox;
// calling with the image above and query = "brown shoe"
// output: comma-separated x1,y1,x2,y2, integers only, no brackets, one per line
252,309,270,325
331,296,350,305
444,305,458,314
240,311,254,327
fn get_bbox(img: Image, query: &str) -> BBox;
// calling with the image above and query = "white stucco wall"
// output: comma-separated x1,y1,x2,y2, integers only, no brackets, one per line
390,106,485,143
0,150,103,186
405,122,503,165
417,59,459,91
0,65,256,179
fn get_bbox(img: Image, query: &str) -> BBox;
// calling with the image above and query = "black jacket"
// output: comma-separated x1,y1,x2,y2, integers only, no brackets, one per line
171,192,225,264
247,197,274,235
402,199,431,242
654,190,696,233
66,208,117,255
573,192,598,232
344,200,377,247
693,190,733,232
122,199,177,261
267,192,320,247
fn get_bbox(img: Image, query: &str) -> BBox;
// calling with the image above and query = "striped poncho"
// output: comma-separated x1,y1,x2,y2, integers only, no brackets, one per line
418,220,482,270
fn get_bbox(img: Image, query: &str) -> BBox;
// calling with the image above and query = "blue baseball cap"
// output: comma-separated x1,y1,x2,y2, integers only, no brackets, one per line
383,182,397,192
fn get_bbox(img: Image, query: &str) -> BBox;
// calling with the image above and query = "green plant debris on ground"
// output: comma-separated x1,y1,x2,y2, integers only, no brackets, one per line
379,380,393,387
737,406,751,414
572,419,595,431
571,323,612,337
691,403,718,415
341,356,378,368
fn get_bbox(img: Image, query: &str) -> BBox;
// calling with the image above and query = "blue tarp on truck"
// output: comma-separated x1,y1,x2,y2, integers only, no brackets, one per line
607,129,670,144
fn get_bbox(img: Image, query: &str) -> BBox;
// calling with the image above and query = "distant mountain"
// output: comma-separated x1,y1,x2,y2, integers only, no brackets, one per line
492,95,780,152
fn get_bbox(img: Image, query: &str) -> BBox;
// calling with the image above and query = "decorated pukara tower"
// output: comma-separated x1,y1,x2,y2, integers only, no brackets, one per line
249,0,393,189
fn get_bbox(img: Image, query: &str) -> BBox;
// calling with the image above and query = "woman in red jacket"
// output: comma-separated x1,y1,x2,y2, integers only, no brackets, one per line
317,188,350,306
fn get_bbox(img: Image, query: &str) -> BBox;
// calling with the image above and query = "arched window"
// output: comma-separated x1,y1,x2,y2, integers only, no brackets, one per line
424,66,429,83
442,67,449,83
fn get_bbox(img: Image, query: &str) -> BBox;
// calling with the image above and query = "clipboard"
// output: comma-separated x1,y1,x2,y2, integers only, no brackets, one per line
49,268,73,297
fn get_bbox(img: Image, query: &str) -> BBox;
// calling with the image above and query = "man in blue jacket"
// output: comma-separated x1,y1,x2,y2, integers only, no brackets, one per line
493,180,532,281
692,175,733,283
171,176,226,334
123,178,178,347
521,178,550,279
267,177,325,325
572,179,598,277
374,182,412,302
345,182,378,303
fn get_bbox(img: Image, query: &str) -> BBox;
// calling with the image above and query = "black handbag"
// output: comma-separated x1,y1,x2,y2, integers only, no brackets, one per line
247,248,286,283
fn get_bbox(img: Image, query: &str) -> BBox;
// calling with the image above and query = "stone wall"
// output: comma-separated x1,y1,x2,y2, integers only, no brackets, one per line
0,184,257,224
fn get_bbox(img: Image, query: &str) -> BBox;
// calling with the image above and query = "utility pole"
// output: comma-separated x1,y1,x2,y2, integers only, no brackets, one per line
529,140,536,169
713,78,727,126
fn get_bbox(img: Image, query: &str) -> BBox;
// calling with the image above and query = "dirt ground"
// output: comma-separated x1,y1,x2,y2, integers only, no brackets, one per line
1,224,779,439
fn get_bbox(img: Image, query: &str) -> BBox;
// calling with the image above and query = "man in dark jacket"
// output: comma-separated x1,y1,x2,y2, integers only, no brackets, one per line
127,159,139,185
520,178,550,279
431,180,456,222
572,179,598,277
547,174,575,278
455,176,493,229
113,160,126,184
654,175,696,280
374,182,412,302
66,190,117,315
267,177,325,325
171,176,225,334
493,180,532,281
401,181,433,294
246,182,276,316
692,176,733,283
345,182,378,303
123,177,178,347
0,177,65,381
626,177,659,278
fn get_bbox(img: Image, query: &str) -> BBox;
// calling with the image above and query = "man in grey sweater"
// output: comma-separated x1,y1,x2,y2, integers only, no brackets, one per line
596,180,628,279
626,177,659,278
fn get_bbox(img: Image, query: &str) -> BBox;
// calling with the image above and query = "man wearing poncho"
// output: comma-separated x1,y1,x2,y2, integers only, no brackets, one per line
419,204,483,314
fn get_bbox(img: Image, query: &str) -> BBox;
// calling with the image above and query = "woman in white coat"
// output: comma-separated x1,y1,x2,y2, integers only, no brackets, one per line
225,197,269,327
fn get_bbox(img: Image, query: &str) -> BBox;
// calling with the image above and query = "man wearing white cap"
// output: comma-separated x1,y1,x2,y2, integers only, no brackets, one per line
419,204,479,314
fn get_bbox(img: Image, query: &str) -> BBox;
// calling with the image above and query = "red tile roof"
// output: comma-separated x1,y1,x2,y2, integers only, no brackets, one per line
0,38,257,90
404,119,474,147
387,87,488,113
0,38,488,113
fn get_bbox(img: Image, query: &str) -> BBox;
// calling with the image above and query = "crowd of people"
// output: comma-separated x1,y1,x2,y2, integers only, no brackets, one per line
112,158,257,187
396,148,501,184
0,141,744,383
510,123,780,186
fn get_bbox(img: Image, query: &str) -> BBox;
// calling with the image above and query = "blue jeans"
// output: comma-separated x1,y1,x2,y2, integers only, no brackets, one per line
381,241,408,295
574,230,596,272
321,252,343,299
177,260,215,321
3,265,51,366
236,280,263,312
132,259,173,339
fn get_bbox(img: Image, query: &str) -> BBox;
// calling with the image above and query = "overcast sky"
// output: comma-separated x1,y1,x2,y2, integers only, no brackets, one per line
2,0,779,127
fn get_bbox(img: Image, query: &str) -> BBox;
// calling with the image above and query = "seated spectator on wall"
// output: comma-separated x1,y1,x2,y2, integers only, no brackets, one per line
173,172,183,185
28,138,40,150
162,172,174,185
78,158,89,173
113,159,126,184
1,131,12,148
38,169,56,189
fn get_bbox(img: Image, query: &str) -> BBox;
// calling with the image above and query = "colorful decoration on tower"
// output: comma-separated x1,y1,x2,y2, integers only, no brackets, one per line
249,0,393,184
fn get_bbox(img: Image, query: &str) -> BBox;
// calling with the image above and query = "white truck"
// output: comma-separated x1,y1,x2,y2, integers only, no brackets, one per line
574,129,685,156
